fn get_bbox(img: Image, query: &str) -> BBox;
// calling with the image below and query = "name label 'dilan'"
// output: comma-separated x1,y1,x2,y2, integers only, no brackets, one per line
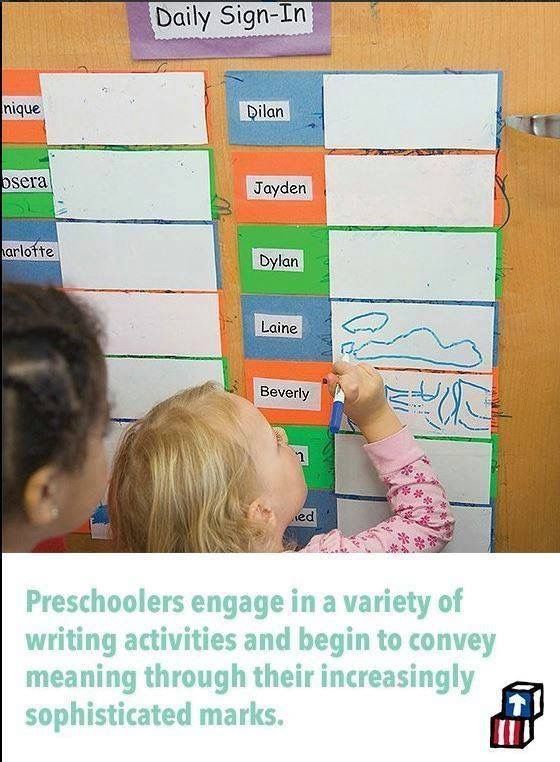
252,247,304,273
254,313,303,339
239,100,291,122
246,175,313,201
254,377,322,411
2,96,44,121
2,170,52,193
2,240,59,261
290,445,309,465
289,507,317,527
149,2,314,40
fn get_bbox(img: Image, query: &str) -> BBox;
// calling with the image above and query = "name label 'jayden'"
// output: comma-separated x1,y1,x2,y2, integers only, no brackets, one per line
254,313,303,339
254,378,321,411
246,175,313,201
289,507,317,527
252,248,304,273
239,101,291,122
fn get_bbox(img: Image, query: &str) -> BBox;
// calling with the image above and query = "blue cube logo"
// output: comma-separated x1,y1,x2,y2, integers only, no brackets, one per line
502,682,543,720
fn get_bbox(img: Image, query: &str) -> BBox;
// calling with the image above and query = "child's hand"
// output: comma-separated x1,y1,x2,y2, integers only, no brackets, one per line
325,361,402,443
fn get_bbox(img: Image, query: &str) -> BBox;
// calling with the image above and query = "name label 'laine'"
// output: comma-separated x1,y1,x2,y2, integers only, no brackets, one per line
246,175,313,201
290,445,309,466
289,507,317,527
252,247,304,273
2,96,44,121
254,378,321,411
2,240,59,261
2,170,52,193
239,100,291,122
254,313,303,339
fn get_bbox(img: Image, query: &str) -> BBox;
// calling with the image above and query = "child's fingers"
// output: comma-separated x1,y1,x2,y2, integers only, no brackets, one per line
324,372,339,398
332,360,353,375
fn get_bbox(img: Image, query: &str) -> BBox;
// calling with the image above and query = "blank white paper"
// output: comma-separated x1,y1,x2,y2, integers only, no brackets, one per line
335,434,493,505
331,300,495,372
336,498,492,553
40,72,208,146
107,356,225,419
58,222,217,291
323,73,499,149
329,229,497,302
75,291,222,356
49,149,212,221
325,154,495,227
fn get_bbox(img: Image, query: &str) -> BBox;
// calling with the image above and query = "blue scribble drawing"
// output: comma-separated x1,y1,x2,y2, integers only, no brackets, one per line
386,377,491,432
340,311,484,369
345,376,491,435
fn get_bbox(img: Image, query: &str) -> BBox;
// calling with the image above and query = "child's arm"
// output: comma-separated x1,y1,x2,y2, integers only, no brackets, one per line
300,362,454,554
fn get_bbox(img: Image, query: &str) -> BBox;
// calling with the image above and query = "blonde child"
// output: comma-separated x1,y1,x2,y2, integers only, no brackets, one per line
108,361,454,553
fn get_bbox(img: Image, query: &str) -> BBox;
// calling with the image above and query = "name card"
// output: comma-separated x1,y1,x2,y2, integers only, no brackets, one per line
2,170,51,193
290,445,309,466
2,240,59,260
255,312,303,339
252,247,304,273
289,507,317,527
254,378,322,410
2,96,44,121
240,100,291,122
246,175,313,201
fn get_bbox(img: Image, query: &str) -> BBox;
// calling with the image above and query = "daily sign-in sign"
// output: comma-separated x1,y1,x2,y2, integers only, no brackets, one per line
127,3,331,59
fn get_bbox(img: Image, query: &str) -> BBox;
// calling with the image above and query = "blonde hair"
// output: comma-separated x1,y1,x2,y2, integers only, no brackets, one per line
108,382,272,553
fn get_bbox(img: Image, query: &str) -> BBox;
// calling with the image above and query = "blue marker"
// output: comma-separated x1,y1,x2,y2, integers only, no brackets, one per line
329,353,351,434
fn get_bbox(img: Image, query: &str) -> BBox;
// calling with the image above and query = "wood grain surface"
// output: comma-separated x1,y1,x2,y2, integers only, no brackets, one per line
3,2,559,552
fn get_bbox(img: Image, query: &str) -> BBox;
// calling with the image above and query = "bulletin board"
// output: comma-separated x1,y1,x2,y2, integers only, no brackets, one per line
3,2,559,552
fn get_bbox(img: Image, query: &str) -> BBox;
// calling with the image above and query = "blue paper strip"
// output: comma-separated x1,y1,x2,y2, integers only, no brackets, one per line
226,71,324,146
242,294,331,360
2,220,62,286
284,490,337,548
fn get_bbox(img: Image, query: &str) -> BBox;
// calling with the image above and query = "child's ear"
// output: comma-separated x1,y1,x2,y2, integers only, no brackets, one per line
23,466,62,526
247,498,275,527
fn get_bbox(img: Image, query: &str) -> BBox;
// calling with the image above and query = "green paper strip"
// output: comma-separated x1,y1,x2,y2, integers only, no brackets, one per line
238,225,329,296
282,424,334,490
2,145,54,218
495,229,504,298
490,433,499,500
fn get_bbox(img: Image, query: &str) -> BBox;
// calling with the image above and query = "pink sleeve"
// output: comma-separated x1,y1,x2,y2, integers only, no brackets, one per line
300,427,454,554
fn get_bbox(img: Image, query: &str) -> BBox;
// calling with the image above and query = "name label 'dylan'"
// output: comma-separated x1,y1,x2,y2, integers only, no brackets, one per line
254,313,303,339
246,175,313,201
254,377,321,410
289,507,317,527
290,445,309,465
252,247,304,273
239,100,291,122
2,240,59,261
149,2,314,40
2,96,44,121
2,170,52,193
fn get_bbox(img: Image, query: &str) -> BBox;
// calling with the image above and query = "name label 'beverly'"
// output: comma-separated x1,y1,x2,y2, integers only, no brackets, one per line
254,313,303,339
2,240,59,261
252,247,304,272
290,445,309,465
239,100,291,122
254,378,321,410
2,96,44,121
289,507,317,527
2,170,52,193
246,175,313,201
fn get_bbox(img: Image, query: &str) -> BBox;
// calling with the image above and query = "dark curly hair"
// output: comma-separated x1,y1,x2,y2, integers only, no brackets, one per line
2,284,108,514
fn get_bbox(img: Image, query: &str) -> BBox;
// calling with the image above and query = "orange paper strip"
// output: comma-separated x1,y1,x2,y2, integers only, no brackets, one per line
245,359,332,425
232,151,326,224
2,69,46,143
